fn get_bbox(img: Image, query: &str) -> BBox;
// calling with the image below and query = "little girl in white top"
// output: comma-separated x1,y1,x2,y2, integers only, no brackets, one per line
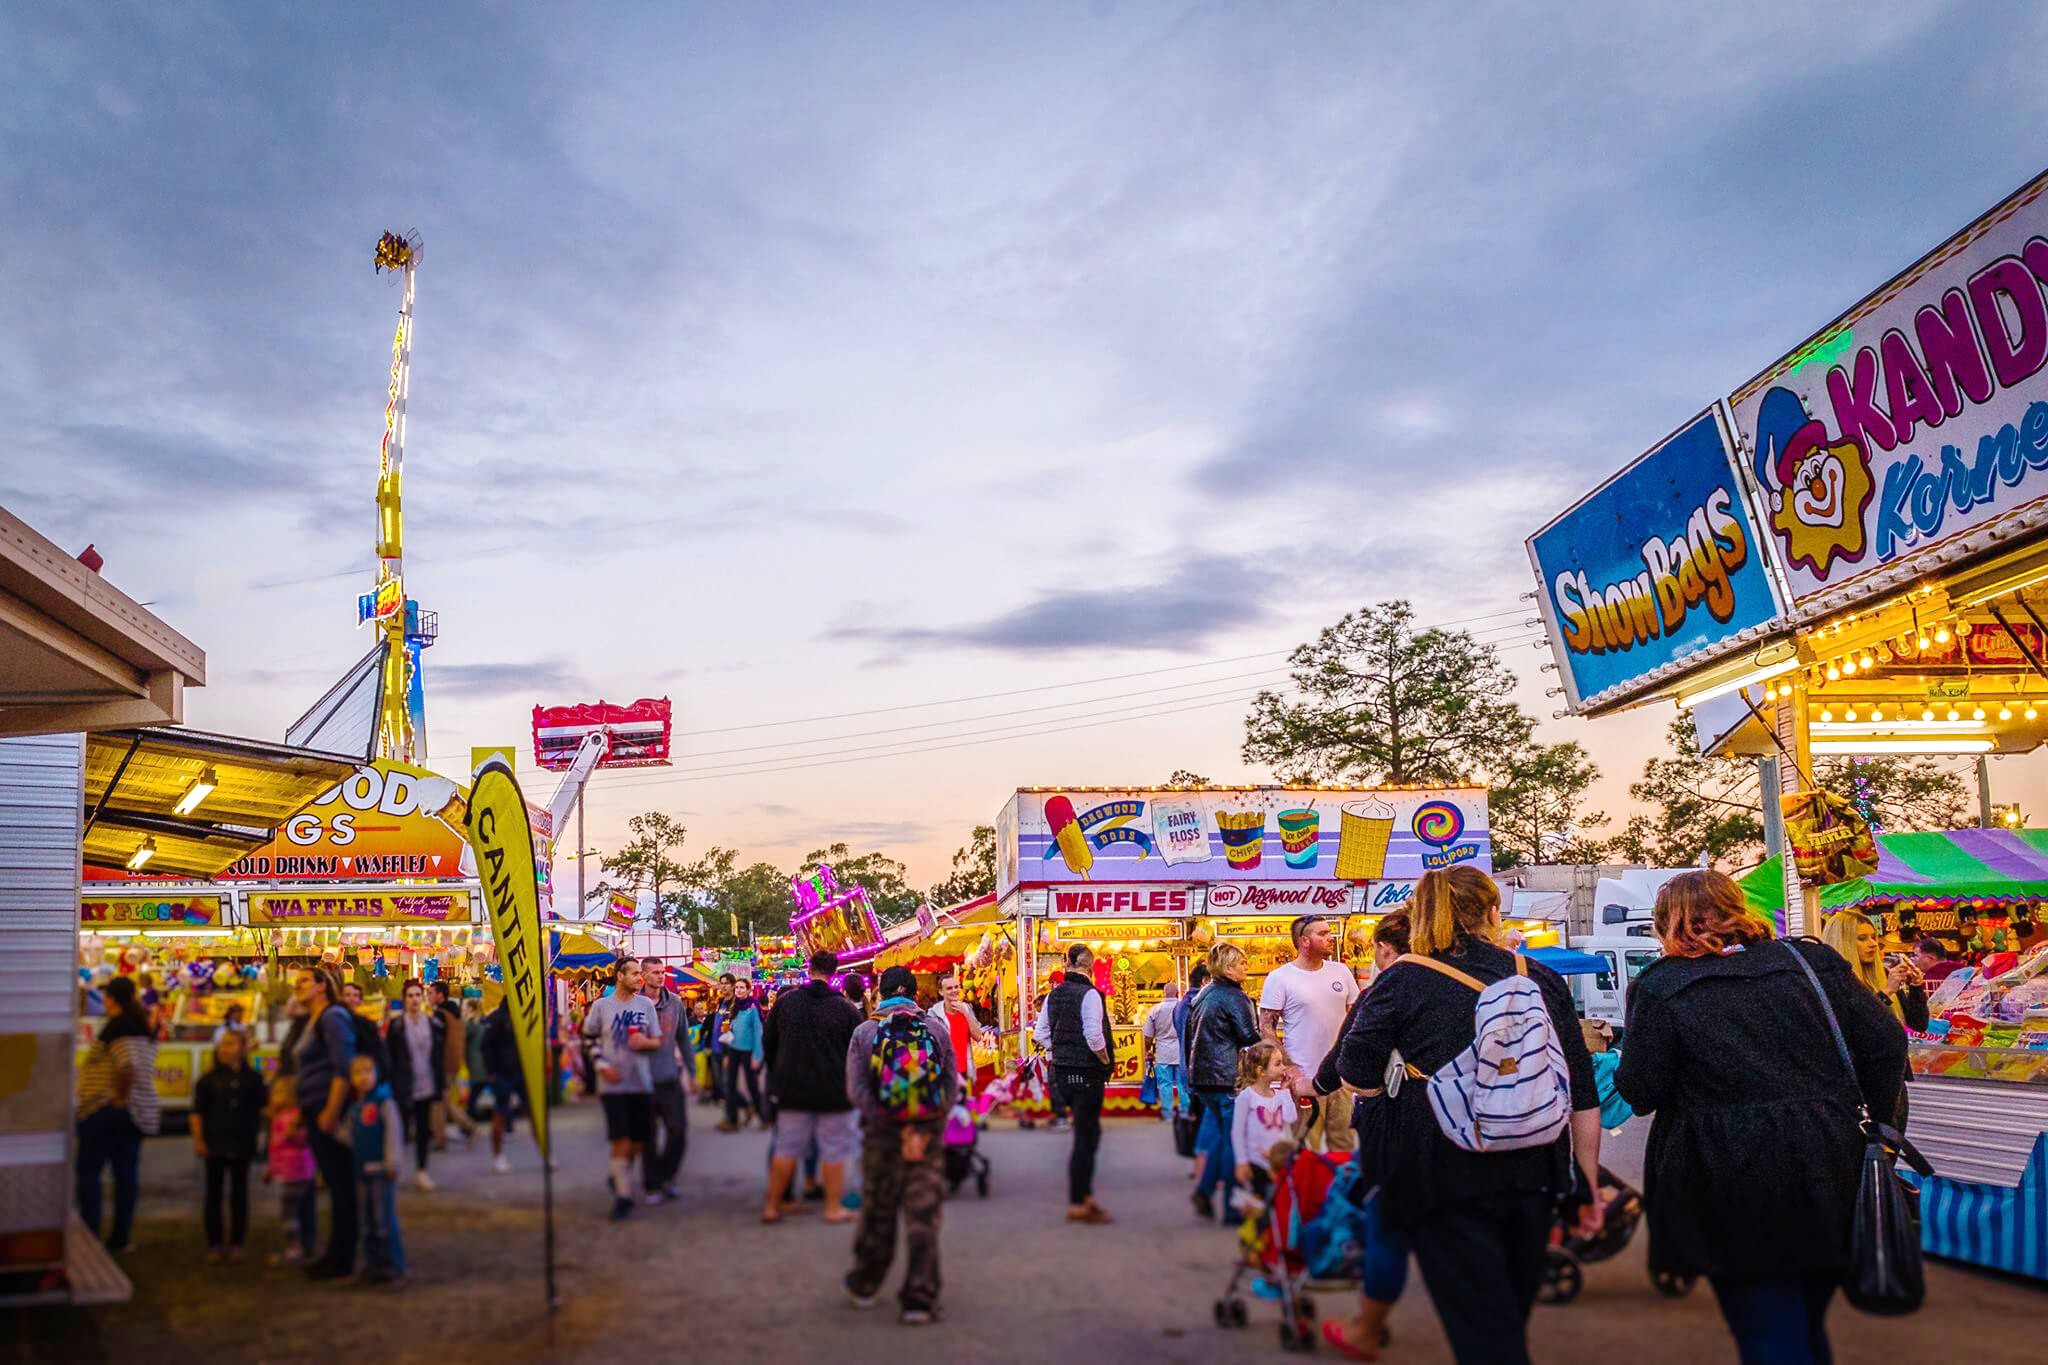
1231,1041,1298,1199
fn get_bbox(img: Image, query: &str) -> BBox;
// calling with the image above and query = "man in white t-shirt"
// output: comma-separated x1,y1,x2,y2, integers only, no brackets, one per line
1258,914,1360,1153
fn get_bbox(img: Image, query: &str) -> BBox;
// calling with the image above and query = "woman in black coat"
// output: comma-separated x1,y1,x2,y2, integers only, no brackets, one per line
1186,941,1260,1222
1331,866,1601,1365
191,1029,269,1259
1616,870,1906,1365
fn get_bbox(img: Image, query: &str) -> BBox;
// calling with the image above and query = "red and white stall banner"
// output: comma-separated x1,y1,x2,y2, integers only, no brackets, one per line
1207,882,1356,914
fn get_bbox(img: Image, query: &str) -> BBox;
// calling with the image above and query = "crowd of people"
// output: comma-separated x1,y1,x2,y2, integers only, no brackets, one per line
68,868,1927,1355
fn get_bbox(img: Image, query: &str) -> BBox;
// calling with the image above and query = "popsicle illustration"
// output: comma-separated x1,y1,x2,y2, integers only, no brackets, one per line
1045,795,1094,879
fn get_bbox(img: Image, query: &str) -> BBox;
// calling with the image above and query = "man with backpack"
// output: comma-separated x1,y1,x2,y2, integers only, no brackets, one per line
844,965,958,1325
1032,943,1115,1225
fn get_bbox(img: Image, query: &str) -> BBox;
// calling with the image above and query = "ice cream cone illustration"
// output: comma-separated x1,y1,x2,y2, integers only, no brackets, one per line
1214,809,1266,871
1045,796,1093,879
1277,808,1319,869
1335,798,1396,880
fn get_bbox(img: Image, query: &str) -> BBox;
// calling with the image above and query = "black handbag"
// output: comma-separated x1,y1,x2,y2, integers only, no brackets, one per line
1784,941,1934,1315
1173,1113,1199,1159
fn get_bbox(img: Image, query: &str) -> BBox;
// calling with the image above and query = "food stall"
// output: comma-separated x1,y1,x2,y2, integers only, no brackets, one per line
1741,829,2048,1251
994,785,1492,1114
1527,167,2048,1280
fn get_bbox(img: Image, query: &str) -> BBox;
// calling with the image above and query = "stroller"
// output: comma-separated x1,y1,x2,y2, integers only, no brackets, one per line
1211,1146,1362,1353
942,1092,994,1198
1538,1165,1695,1303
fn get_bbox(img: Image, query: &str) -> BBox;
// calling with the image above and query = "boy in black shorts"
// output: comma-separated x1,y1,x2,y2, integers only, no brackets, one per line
581,958,662,1219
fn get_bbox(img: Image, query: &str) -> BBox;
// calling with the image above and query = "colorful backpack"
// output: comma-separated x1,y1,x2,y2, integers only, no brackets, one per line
870,1012,948,1121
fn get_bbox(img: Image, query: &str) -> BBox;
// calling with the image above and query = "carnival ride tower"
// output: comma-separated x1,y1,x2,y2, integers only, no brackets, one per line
365,232,436,763
284,232,439,762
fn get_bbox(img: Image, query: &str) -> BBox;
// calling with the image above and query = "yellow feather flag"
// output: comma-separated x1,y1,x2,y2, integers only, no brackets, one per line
466,759,550,1158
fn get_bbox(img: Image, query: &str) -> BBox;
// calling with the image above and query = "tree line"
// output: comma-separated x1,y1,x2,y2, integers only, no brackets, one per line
602,600,1971,928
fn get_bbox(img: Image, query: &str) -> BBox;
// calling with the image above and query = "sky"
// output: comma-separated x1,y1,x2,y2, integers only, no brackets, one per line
8,2,2048,890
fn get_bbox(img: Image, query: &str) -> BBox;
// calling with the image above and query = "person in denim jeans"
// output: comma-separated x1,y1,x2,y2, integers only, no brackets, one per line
1141,983,1186,1121
1186,944,1259,1223
76,976,159,1253
346,1055,406,1285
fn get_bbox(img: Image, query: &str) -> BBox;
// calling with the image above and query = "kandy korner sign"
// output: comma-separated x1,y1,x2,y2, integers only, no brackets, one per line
1730,170,2048,606
1528,409,1785,709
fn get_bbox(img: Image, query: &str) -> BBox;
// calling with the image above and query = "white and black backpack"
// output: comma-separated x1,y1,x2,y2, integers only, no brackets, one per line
1399,954,1570,1153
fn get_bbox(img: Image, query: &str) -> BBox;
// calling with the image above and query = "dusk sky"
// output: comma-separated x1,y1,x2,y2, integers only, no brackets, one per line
10,3,2048,889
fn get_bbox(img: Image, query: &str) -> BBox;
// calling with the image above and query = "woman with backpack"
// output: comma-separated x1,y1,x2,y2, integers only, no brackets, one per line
1616,871,1907,1364
1187,942,1261,1224
1328,866,1601,1365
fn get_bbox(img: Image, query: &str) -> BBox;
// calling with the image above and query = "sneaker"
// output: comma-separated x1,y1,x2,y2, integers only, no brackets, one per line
899,1307,936,1326
643,1191,667,1207
715,1122,739,1133
662,1183,681,1200
415,1171,436,1193
493,1154,512,1174
1191,1191,1215,1221
609,1196,633,1222
845,1281,880,1311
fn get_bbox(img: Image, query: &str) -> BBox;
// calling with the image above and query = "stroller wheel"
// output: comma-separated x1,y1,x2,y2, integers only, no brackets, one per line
1229,1298,1249,1328
1538,1247,1583,1304
1213,1299,1230,1328
1297,1294,1317,1321
1652,1270,1697,1299
1278,1321,1303,1351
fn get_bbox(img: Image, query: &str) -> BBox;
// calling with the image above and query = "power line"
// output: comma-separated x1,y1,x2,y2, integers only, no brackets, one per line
579,690,1264,793
587,685,1276,789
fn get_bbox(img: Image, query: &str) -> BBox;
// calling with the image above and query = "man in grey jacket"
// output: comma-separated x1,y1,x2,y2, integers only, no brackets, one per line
843,965,958,1325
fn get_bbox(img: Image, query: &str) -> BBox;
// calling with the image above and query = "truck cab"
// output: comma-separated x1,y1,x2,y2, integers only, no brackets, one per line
1568,870,1686,1035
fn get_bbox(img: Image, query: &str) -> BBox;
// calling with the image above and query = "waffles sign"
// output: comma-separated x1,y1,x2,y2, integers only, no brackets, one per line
219,759,470,881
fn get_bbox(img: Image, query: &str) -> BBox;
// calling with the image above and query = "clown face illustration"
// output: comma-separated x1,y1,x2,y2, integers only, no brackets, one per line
1753,386,1875,576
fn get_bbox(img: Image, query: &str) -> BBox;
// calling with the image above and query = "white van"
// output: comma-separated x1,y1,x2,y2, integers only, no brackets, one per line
1572,935,1664,1034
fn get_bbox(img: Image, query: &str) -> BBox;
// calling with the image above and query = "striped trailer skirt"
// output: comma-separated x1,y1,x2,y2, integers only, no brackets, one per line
1919,1132,2048,1282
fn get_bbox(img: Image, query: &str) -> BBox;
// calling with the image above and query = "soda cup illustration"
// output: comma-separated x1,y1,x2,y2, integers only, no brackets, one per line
1334,798,1396,880
1277,808,1319,869
1214,809,1266,871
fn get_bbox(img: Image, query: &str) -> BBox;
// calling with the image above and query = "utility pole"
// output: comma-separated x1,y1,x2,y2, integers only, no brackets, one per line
1978,756,1995,828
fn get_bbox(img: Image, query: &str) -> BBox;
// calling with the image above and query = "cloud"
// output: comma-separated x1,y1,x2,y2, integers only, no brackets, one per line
431,658,585,700
829,553,1277,657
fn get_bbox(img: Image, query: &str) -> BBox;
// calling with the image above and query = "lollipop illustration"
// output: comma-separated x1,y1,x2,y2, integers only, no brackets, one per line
1411,801,1465,848
1045,795,1094,879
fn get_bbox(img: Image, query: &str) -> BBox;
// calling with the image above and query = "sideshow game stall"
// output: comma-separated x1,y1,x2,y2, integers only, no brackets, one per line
990,785,1492,1115
1529,166,2048,1280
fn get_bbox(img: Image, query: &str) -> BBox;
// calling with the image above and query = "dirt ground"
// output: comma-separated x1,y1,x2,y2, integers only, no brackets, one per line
7,1101,2044,1364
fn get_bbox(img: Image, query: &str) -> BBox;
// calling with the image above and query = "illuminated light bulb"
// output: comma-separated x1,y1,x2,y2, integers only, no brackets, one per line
1870,709,1884,723
1918,634,1932,649
1922,708,1936,721
1947,708,1960,721
1842,658,1858,675
1827,663,1841,680
1843,709,1857,723
2000,707,2013,721
1820,709,1834,723
2029,707,2040,721
1974,707,1986,720
1936,626,1951,643
1958,621,1972,636
1860,652,1875,669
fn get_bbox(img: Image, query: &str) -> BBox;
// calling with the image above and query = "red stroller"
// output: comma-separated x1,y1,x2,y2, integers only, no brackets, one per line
1212,1146,1352,1353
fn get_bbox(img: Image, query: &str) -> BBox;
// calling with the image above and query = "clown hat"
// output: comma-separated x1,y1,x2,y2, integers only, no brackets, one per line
1753,386,1828,489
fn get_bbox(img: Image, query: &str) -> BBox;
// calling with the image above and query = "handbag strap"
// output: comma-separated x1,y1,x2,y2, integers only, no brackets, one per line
1782,939,1874,1125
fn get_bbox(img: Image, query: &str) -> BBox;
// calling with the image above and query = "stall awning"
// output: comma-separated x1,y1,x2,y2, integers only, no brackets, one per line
551,929,621,980
81,728,361,879
878,893,1001,970
0,504,206,738
1741,828,2048,917
1522,946,1609,976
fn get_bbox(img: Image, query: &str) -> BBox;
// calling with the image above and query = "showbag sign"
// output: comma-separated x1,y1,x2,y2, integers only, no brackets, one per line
1528,409,1785,710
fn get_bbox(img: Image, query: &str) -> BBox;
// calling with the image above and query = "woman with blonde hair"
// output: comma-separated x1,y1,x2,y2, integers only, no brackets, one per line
1617,870,1906,1364
1325,866,1600,1364
1819,911,1929,1031
1186,940,1260,1223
